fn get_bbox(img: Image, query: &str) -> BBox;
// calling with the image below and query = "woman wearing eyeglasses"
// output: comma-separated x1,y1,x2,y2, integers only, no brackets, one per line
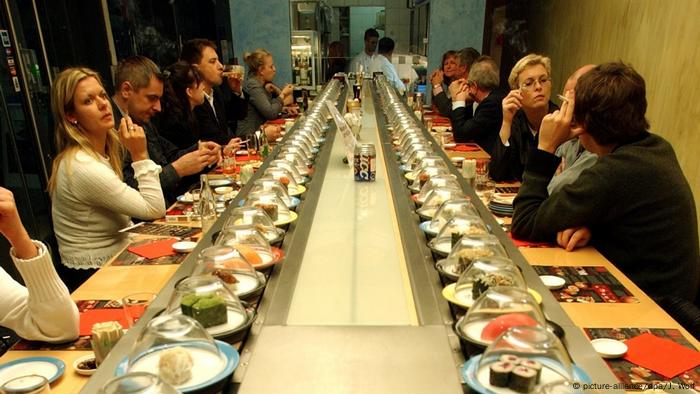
489,54,558,181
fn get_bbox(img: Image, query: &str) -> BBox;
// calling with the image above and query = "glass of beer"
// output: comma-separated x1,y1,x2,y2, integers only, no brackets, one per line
223,64,244,80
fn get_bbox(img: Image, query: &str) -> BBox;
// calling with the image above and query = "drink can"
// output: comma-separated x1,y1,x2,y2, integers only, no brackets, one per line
354,143,376,182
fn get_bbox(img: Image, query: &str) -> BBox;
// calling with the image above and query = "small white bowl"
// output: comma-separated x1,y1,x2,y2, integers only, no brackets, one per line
591,338,628,359
442,143,456,149
540,275,566,289
450,156,465,165
73,353,97,376
214,186,234,195
235,150,249,156
172,241,197,253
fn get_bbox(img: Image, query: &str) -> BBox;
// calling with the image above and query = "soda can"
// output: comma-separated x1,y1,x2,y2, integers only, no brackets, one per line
354,143,376,182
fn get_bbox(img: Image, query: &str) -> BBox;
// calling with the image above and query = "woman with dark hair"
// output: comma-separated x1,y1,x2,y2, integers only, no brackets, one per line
156,61,207,149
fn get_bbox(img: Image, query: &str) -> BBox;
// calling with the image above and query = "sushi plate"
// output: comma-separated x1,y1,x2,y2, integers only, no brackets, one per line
418,221,440,236
442,283,542,309
461,355,591,394
116,340,240,393
273,211,298,227
0,357,65,386
287,185,307,197
239,197,301,210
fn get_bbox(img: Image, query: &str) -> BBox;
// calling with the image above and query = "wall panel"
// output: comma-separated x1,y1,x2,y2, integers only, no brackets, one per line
527,0,700,232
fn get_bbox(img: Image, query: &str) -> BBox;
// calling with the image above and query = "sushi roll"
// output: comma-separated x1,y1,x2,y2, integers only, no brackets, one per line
499,354,521,364
489,361,514,387
519,359,542,382
509,366,537,393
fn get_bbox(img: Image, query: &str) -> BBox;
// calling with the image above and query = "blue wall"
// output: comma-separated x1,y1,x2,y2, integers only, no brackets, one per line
427,0,485,101
230,0,293,85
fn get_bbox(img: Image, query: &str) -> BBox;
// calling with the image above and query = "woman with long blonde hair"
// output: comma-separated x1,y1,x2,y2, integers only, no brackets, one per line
49,67,165,287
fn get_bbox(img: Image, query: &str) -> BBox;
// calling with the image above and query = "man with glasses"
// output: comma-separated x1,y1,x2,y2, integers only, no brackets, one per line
489,54,558,181
449,56,505,154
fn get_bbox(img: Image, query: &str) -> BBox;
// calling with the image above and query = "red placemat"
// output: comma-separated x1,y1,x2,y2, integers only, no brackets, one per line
624,333,700,379
127,238,178,259
447,143,481,152
78,308,130,336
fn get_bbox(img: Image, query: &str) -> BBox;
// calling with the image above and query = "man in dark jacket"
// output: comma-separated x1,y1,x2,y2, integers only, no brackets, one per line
112,56,219,205
181,39,247,145
512,62,699,302
449,56,505,154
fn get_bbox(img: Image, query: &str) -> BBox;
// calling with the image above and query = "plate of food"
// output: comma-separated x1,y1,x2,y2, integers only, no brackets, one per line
461,355,591,394
273,211,298,227
208,178,236,188
443,283,543,309
115,340,239,392
0,356,65,386
287,185,307,196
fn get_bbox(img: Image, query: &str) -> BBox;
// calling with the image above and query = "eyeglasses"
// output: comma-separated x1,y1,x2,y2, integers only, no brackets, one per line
520,76,551,91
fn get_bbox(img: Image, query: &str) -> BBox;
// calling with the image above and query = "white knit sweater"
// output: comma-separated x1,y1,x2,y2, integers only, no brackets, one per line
52,150,166,269
0,241,79,342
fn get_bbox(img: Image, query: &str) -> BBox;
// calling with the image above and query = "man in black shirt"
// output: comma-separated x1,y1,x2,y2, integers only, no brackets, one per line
113,56,219,204
181,39,247,145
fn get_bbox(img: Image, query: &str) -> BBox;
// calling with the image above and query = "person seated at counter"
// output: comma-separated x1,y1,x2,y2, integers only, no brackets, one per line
449,55,505,155
180,39,247,145
0,187,79,342
511,62,700,302
443,47,480,120
49,67,165,286
489,54,558,181
547,64,598,195
429,50,458,116
113,56,221,205
348,28,379,75
237,49,291,140
369,37,405,95
156,61,207,150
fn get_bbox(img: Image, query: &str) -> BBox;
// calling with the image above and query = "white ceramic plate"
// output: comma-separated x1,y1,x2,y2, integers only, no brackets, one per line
0,357,65,385
540,275,566,290
214,186,234,195
209,179,234,187
591,338,627,359
443,143,456,148
172,241,197,253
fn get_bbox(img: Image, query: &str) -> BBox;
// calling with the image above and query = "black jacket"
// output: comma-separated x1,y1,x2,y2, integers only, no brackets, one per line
451,90,505,154
194,86,247,145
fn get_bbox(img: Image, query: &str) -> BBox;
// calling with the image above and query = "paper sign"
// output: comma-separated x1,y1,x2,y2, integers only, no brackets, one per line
326,100,356,164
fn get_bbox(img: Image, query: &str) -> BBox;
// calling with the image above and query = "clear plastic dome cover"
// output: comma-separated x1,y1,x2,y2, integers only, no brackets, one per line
453,256,526,307
195,245,265,300
409,166,451,193
475,326,574,393
166,276,250,338
248,179,293,208
241,191,293,225
443,234,508,277
404,149,433,171
424,198,480,235
269,159,306,184
416,174,460,204
281,139,313,160
262,167,302,194
455,286,547,348
224,206,285,244
428,214,489,256
126,314,227,390
416,186,465,219
400,141,432,162
215,224,275,268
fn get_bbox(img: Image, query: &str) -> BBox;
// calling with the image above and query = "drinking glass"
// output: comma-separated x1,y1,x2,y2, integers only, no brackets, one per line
122,292,157,328
0,375,50,394
475,179,496,205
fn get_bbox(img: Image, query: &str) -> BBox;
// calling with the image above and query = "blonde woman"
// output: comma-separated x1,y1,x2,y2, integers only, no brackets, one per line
238,48,291,138
49,68,165,286
489,54,558,181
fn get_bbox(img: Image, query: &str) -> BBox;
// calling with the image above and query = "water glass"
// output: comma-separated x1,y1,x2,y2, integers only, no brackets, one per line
475,179,496,205
1,375,50,394
122,292,157,328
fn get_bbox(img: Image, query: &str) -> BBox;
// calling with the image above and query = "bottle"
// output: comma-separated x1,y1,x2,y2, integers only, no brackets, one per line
198,175,217,233
302,89,309,112
260,128,271,159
